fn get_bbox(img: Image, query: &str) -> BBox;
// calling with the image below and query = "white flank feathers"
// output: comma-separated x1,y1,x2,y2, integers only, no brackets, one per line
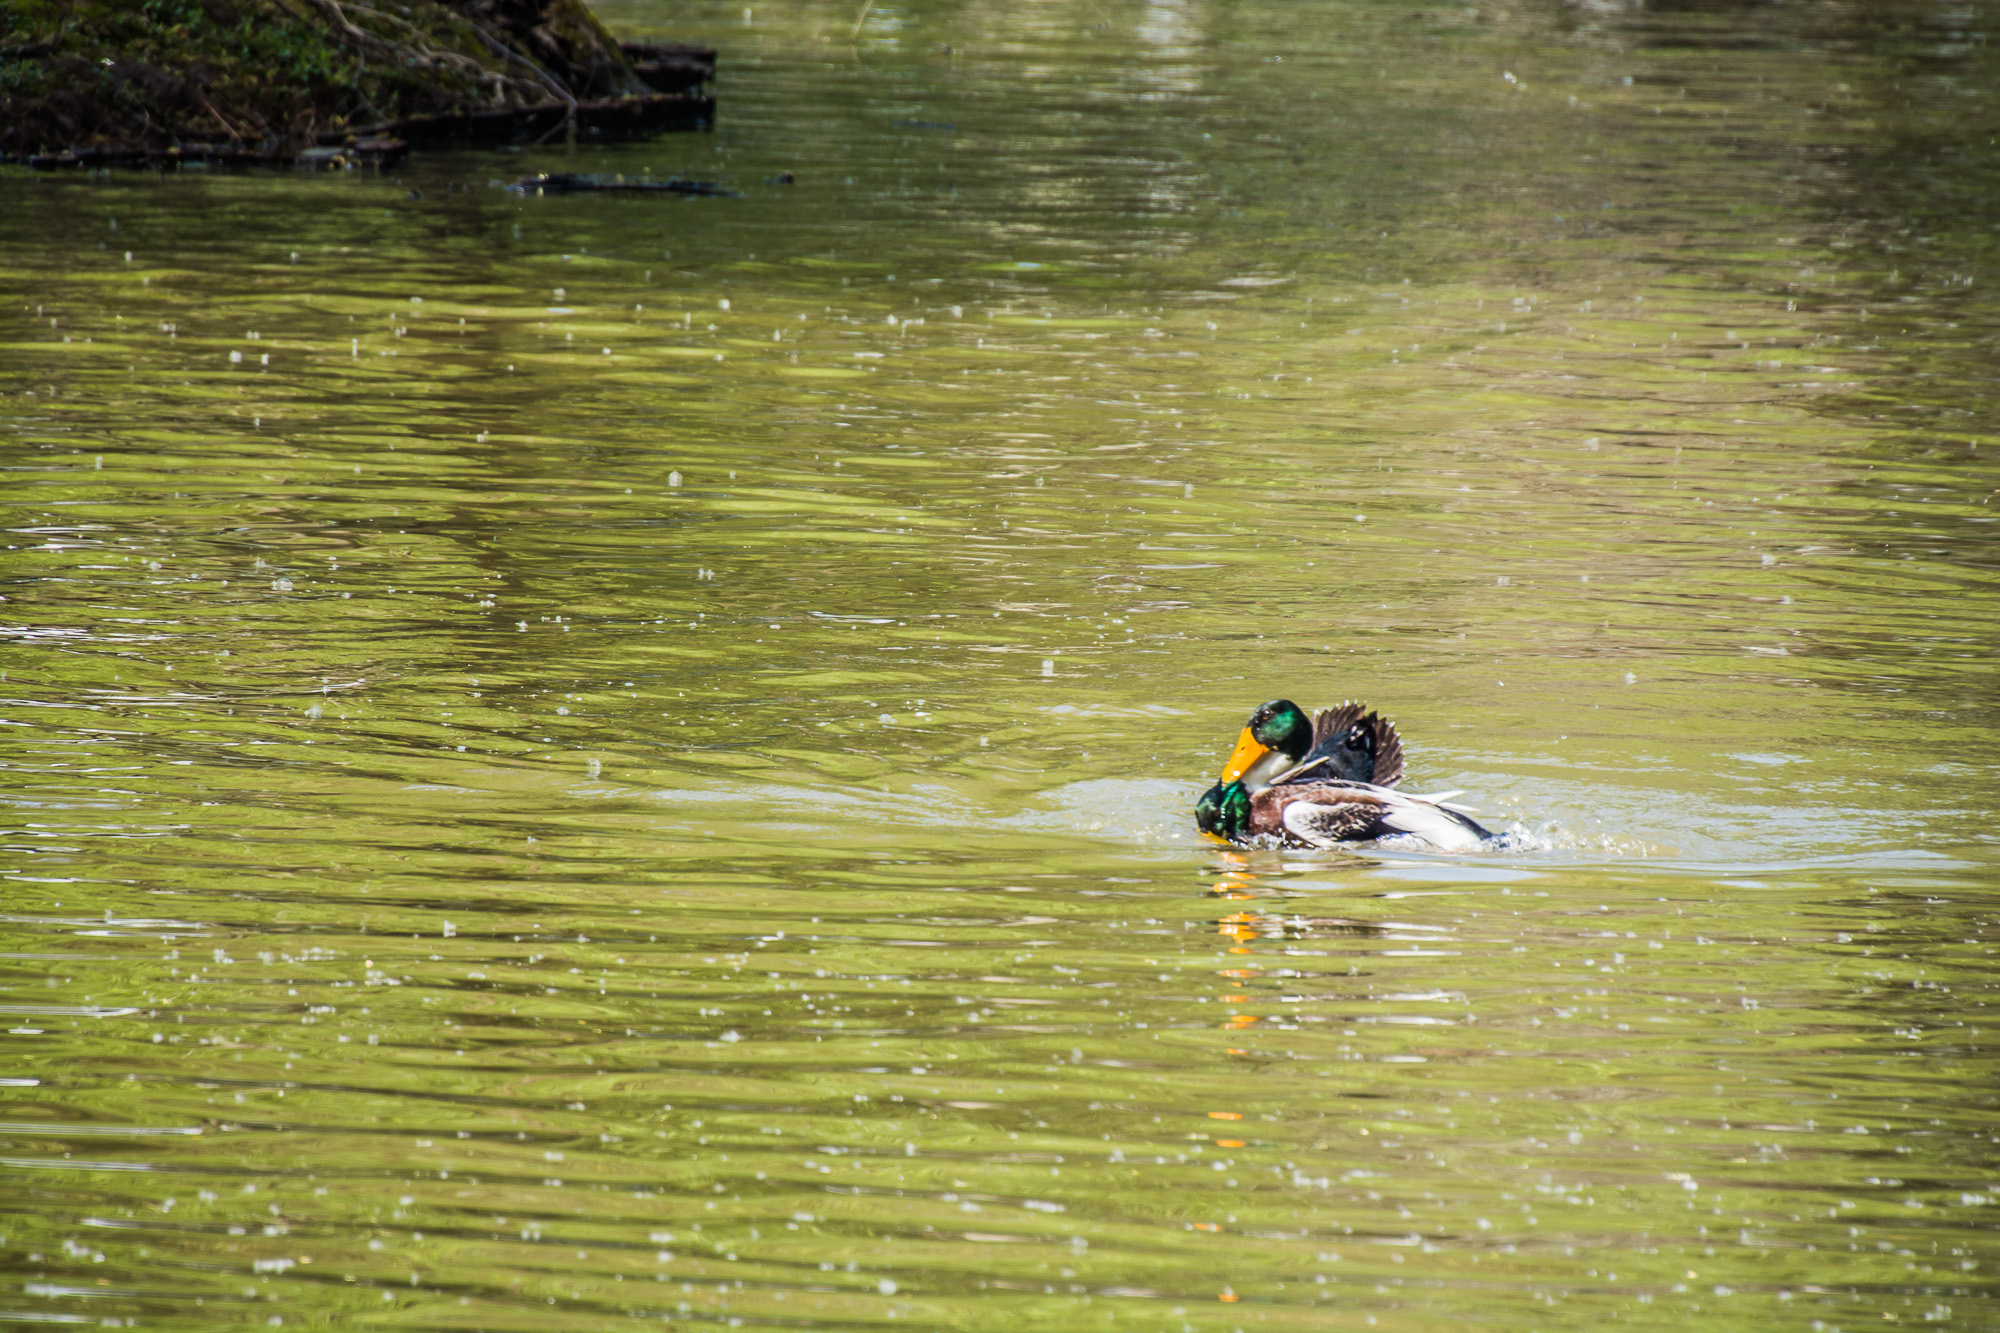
1372,796,1489,852
1278,780,1492,853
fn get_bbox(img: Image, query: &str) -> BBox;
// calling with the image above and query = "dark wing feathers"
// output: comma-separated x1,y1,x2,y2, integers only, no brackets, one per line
1308,702,1367,756
1293,702,1405,788
1362,710,1404,788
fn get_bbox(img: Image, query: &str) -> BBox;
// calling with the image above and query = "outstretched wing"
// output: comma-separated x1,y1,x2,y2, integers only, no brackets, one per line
1282,702,1405,787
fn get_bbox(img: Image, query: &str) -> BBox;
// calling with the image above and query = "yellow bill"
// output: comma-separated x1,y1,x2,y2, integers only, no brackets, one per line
1218,726,1269,784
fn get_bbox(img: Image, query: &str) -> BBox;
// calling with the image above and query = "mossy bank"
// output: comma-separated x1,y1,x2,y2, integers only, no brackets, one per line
0,0,711,164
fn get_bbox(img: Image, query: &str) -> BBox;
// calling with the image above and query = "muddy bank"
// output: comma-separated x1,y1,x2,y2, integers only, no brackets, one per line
0,0,713,166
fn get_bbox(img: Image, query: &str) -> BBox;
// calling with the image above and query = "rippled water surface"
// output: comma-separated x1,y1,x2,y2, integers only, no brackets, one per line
4,0,2000,1327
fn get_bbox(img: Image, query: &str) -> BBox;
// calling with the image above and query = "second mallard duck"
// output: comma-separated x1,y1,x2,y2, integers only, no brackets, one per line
1196,698,1497,852
1214,698,1405,792
1196,775,1493,852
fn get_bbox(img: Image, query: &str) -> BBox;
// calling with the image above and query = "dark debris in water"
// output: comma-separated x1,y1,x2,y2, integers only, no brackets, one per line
513,172,738,196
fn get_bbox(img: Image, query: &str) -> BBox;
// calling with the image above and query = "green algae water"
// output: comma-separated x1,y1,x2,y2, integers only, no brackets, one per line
4,1,2000,1328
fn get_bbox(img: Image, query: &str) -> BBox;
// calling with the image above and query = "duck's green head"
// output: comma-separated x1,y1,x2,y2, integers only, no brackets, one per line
1194,780,1252,843
1219,698,1313,786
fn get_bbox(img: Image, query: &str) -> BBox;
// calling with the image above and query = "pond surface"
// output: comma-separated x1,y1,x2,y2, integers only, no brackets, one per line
3,0,1999,1328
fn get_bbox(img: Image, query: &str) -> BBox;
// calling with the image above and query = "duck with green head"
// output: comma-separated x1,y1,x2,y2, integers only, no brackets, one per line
1215,698,1405,793
1196,698,1495,852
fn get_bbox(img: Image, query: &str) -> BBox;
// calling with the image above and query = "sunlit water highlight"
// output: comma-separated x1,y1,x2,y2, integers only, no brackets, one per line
3,0,1998,1328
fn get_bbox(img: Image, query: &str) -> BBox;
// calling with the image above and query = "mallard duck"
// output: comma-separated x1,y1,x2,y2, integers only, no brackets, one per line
1197,698,1495,851
1195,776,1495,852
1216,699,1405,793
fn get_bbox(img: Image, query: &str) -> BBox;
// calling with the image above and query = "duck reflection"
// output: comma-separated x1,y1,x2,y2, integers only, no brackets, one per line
1200,852,1388,1047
